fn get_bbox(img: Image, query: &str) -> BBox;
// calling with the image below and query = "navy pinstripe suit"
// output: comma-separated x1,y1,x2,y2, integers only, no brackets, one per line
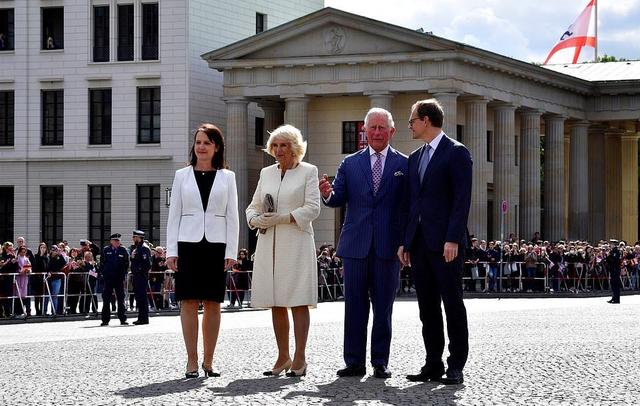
325,146,408,368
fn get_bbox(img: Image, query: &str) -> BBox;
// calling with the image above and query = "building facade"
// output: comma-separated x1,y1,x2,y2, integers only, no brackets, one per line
0,0,323,248
203,8,640,248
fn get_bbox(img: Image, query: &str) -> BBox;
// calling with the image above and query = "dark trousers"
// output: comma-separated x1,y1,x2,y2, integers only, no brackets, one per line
101,277,127,324
411,228,469,371
66,273,84,314
342,252,399,368
132,273,149,322
610,268,621,302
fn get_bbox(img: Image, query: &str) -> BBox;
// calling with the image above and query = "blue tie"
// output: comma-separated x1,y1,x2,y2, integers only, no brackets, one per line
419,144,431,182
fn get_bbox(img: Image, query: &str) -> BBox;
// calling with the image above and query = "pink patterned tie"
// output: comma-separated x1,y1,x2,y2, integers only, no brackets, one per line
372,152,382,194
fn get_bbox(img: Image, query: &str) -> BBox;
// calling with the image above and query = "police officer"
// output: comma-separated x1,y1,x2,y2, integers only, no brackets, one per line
606,239,622,304
100,233,129,326
130,230,152,325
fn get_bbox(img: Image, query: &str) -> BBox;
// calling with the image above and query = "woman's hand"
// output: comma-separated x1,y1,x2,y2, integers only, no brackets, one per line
167,256,178,272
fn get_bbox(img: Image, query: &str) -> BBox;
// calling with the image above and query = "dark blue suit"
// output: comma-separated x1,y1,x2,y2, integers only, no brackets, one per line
325,146,408,368
404,134,472,372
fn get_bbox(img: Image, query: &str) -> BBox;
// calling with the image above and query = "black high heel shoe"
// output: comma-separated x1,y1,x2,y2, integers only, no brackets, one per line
202,363,220,377
185,370,199,379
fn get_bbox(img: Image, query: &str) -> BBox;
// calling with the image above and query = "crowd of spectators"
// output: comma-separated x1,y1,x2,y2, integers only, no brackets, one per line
2,233,639,320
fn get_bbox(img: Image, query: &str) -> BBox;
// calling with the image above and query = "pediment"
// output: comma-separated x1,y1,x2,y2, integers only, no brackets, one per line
247,23,428,59
203,7,457,63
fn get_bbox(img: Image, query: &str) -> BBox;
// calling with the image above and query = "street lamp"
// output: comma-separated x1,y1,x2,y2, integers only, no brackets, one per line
165,187,172,208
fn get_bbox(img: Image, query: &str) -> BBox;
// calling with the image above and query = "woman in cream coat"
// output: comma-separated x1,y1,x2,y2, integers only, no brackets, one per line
246,124,321,377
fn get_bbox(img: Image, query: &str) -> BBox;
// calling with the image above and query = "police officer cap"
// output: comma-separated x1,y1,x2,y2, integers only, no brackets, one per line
109,233,122,240
80,239,87,246
132,230,145,238
609,239,618,244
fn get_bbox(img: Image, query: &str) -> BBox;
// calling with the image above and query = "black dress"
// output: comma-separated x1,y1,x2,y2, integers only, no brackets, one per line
175,169,227,302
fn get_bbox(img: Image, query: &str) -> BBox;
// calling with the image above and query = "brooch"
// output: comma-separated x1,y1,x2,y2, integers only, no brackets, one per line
394,171,404,176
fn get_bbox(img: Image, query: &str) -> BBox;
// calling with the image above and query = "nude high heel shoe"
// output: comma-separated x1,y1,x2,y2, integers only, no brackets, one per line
263,359,292,376
286,362,307,377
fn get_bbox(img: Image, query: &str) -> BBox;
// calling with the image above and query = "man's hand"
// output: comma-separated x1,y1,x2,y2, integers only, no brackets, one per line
166,256,178,272
443,242,459,263
319,174,333,199
398,246,411,267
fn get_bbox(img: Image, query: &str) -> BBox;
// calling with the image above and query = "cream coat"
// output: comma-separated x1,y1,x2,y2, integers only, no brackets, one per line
246,162,321,308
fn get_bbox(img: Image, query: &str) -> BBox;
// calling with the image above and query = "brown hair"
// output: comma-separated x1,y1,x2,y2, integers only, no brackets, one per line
189,123,227,169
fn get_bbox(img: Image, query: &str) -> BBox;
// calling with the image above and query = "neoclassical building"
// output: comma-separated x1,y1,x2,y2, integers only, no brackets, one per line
203,7,640,249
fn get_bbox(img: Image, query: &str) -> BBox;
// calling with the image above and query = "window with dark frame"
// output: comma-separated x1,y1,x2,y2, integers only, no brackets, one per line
88,185,111,250
256,13,266,34
41,186,63,246
89,88,112,145
141,3,158,60
487,130,494,162
138,87,160,144
41,7,64,50
0,186,13,243
41,90,64,146
0,9,15,51
457,124,464,143
0,91,13,146
342,121,366,154
255,117,264,146
137,184,160,245
117,4,134,61
93,6,109,62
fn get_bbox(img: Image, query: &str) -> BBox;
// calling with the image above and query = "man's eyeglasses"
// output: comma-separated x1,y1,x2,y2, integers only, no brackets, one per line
408,117,422,126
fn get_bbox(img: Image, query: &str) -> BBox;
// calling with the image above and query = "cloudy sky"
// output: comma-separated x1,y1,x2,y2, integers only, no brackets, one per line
324,0,640,64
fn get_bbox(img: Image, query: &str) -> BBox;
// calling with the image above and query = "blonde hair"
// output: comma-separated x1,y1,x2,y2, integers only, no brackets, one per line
264,124,307,163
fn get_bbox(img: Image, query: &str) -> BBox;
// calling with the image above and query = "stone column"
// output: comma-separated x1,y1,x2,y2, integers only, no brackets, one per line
366,92,393,111
543,114,566,242
224,97,249,248
284,96,309,139
259,101,284,166
605,129,622,239
519,109,542,241
464,96,489,239
620,133,639,243
432,90,459,140
493,103,517,239
588,126,606,242
568,121,589,240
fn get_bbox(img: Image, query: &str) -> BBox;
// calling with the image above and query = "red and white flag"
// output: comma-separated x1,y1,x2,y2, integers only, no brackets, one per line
544,0,596,65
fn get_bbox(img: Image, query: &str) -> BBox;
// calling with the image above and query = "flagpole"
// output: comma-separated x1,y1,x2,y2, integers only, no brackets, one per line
594,0,598,62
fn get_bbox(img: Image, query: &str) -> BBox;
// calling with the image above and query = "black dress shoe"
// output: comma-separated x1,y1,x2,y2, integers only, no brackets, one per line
439,369,464,385
132,320,149,325
337,365,366,377
373,365,392,379
607,299,620,304
120,321,129,326
406,365,445,382
99,322,109,327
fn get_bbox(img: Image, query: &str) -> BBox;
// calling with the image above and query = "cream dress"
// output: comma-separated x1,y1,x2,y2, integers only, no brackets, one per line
246,162,321,308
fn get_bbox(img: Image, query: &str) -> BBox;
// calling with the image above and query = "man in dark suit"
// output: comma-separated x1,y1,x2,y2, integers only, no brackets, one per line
398,99,472,385
319,108,408,379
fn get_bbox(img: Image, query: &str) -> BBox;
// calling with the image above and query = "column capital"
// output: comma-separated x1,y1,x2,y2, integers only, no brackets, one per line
491,101,518,112
282,95,309,102
570,120,590,129
620,133,640,142
518,108,544,118
222,96,249,105
461,95,491,105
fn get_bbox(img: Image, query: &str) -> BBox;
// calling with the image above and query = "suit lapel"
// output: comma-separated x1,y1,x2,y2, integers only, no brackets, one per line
187,167,205,213
421,135,452,189
357,148,374,194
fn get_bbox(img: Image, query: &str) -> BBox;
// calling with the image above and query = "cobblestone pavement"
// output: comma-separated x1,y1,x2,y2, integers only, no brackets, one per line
1,296,638,405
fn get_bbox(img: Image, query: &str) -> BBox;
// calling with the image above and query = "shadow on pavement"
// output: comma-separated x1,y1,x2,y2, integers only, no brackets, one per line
284,377,463,406
115,377,205,398
208,377,294,397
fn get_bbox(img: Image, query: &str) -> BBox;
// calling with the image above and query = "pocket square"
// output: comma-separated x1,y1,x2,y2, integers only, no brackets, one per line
394,171,404,176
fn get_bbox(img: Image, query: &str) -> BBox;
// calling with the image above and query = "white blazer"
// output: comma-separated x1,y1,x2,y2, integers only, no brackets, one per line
166,166,239,260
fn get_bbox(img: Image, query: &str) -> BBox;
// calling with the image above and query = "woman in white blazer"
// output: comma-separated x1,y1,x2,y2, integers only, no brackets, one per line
166,123,239,379
246,124,321,377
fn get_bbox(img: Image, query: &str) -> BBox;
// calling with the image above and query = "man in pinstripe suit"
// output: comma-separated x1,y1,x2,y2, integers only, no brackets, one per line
319,107,408,379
